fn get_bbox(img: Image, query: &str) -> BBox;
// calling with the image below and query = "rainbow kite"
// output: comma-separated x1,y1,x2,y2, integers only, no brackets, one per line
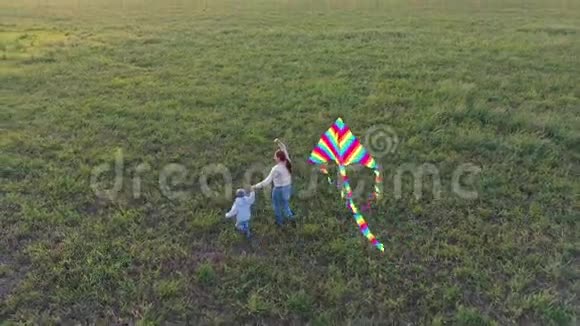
308,117,384,252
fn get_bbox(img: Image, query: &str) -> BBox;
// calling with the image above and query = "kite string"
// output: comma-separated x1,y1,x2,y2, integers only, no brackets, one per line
363,169,383,212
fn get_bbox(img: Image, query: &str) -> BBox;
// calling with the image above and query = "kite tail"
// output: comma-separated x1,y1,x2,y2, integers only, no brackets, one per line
319,165,333,185
338,165,384,252
360,169,383,213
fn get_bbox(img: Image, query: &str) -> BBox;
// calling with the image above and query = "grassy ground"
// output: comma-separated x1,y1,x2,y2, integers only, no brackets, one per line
1,0,579,324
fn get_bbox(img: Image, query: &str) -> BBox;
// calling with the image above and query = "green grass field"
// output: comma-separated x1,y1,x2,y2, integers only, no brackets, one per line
1,0,579,324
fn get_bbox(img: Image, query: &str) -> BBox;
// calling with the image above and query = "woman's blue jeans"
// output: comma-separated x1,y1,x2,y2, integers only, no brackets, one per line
272,185,294,225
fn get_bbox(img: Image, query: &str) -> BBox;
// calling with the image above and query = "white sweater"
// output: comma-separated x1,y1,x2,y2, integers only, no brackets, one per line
254,141,292,189
225,191,255,225
255,163,292,189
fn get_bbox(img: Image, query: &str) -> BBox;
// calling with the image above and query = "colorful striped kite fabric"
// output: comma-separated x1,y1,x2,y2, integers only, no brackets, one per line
308,117,377,169
308,117,384,252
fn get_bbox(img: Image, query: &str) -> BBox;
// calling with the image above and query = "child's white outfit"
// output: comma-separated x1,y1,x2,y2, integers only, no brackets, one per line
225,189,255,238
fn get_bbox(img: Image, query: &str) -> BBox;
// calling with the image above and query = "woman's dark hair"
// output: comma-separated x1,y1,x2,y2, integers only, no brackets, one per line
275,150,292,174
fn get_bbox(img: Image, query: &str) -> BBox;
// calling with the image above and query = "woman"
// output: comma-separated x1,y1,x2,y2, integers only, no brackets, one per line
252,139,295,226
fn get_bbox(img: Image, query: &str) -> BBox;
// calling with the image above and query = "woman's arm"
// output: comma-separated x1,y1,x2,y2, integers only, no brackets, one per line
275,139,290,162
253,166,276,189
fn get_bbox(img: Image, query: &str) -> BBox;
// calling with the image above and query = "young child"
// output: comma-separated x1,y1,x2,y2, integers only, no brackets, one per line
225,188,255,239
